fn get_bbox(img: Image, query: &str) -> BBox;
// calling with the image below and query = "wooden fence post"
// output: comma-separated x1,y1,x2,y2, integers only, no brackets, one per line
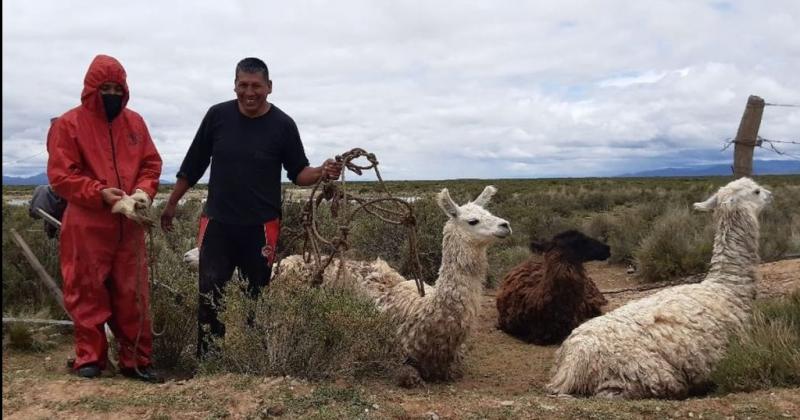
10,228,71,320
732,95,765,178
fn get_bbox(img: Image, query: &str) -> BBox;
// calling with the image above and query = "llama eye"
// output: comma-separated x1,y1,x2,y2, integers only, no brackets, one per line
467,219,480,226
754,189,760,195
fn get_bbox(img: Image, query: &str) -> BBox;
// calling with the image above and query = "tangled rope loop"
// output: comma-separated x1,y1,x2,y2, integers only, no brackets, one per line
279,147,427,297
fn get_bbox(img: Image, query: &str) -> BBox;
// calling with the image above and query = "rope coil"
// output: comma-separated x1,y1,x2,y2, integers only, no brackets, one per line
274,148,427,297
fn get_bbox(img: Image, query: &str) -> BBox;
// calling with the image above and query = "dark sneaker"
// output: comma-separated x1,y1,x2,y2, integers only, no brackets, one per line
76,363,101,379
120,366,164,384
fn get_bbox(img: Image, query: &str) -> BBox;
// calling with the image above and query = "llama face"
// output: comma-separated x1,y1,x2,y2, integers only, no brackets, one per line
437,186,512,242
532,230,610,262
693,177,772,214
556,230,610,262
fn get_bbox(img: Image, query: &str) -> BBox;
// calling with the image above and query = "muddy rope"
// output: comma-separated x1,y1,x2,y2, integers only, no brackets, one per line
273,148,427,297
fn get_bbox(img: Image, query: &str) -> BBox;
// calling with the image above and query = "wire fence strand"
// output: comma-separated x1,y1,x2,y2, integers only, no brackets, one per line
721,136,800,161
765,102,800,108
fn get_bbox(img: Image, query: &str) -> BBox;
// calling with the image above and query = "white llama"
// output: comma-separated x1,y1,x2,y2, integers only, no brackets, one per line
277,185,512,385
547,177,773,399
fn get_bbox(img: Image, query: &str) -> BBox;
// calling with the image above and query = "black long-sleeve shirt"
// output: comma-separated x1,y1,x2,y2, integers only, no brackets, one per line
177,101,309,225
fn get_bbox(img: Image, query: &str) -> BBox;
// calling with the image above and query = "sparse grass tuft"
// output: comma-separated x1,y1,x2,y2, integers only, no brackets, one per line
282,384,370,414
3,308,59,352
711,290,800,393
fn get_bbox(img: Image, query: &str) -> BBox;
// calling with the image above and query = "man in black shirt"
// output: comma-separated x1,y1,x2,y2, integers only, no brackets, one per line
160,57,342,357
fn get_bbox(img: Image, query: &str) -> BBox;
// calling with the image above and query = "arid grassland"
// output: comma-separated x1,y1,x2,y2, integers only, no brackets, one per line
3,175,799,419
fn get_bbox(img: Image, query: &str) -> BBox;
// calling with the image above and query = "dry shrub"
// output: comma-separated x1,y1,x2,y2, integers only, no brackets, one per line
2,201,63,316
4,319,57,353
200,278,403,380
634,206,713,282
148,235,199,372
759,185,800,261
398,197,445,284
486,245,531,289
711,290,800,393
583,202,662,264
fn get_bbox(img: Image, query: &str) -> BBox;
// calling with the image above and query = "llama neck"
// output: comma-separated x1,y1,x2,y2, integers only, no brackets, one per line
705,206,760,292
431,224,488,318
542,251,585,297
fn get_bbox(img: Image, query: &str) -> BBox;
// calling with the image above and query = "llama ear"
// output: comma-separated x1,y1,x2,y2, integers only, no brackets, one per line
693,194,718,212
437,188,460,218
720,195,739,207
472,185,497,207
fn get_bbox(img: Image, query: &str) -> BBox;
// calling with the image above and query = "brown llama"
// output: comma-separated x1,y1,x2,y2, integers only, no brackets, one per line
496,230,610,345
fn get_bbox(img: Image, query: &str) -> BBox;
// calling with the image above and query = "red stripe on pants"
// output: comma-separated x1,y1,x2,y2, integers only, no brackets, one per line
262,219,280,266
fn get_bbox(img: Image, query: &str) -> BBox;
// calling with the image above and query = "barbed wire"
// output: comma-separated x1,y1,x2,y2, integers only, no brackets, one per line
720,136,800,161
765,102,800,108
760,137,800,160
758,138,800,145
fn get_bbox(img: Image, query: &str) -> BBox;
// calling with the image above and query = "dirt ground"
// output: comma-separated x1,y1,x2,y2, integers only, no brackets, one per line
3,259,799,419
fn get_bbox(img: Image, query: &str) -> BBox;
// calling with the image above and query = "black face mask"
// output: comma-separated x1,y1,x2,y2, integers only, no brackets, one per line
101,94,123,121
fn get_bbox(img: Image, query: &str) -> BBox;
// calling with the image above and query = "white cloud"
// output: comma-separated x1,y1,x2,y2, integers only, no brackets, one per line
3,0,800,180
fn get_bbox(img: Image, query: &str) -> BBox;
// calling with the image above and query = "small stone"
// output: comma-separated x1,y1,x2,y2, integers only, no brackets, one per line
424,411,440,420
265,405,285,416
500,400,514,406
372,404,379,410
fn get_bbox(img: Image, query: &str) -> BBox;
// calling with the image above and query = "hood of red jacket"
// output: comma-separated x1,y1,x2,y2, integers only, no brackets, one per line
80,54,130,119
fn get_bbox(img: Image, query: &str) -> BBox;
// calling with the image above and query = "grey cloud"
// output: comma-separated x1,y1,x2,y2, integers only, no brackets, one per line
3,1,799,179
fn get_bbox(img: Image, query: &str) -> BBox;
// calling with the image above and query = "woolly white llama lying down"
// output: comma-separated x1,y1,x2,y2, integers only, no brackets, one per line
547,177,772,399
276,186,512,385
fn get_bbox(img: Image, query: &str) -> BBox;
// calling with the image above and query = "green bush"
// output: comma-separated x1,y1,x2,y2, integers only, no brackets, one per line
759,185,800,262
3,310,58,352
634,206,713,282
583,200,664,264
398,197,445,284
486,245,530,288
711,290,800,393
147,225,199,372
2,200,64,317
200,279,402,379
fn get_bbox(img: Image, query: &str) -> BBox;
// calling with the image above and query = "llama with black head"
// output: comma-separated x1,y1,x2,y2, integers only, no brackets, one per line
496,230,610,345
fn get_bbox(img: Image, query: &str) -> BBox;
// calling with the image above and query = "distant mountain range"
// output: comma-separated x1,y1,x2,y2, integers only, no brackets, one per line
2,172,49,186
2,172,175,186
3,159,798,185
617,159,800,177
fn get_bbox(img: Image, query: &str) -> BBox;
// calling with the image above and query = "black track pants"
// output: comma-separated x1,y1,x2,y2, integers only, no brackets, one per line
196,218,279,358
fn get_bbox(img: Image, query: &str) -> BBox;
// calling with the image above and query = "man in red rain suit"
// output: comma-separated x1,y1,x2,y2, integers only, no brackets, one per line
47,54,163,382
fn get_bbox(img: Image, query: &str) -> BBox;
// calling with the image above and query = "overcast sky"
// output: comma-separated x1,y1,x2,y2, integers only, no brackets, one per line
3,1,799,180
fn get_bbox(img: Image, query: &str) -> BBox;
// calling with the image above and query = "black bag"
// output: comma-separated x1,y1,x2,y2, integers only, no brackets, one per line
29,185,67,238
